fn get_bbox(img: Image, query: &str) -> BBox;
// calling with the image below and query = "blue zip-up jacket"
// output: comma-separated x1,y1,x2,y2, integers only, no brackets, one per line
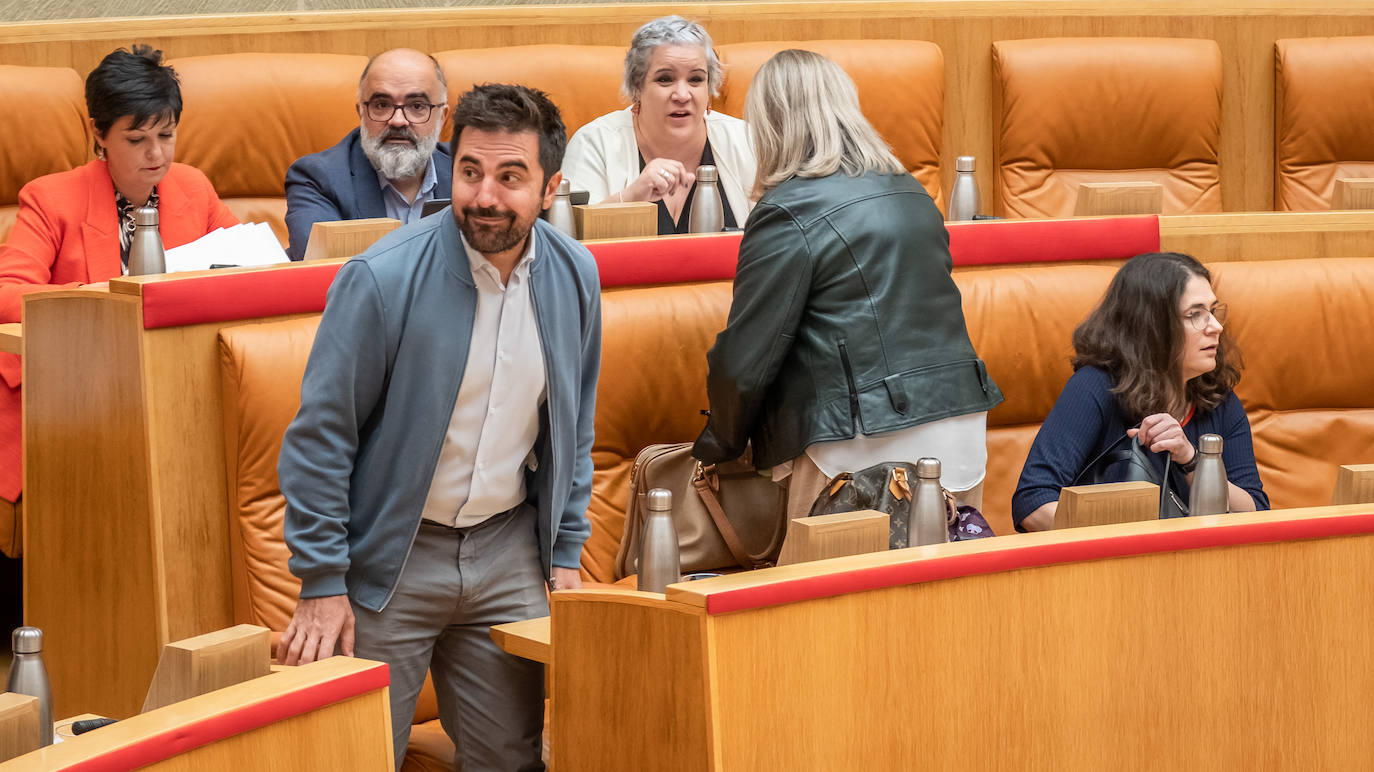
278,212,601,611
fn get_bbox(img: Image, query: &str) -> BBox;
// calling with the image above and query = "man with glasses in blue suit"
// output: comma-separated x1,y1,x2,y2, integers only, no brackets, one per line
284,48,453,260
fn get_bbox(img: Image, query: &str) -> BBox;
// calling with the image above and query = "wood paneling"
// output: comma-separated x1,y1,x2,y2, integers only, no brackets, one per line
4,3,1374,214
0,324,19,356
1056,481,1160,529
141,625,271,713
1159,211,1374,261
550,589,714,772
0,694,39,764
22,290,161,721
550,506,1374,769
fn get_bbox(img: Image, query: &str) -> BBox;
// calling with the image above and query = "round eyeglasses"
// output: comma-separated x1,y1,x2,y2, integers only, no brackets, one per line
1182,303,1227,331
363,98,441,124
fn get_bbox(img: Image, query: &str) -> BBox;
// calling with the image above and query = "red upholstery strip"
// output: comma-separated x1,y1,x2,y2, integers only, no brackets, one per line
139,216,1161,328
704,513,1374,614
946,215,1160,266
64,662,390,772
587,232,743,288
141,262,343,329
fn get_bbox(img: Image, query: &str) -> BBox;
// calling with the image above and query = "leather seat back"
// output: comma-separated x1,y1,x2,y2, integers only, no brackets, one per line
0,65,88,243
433,45,627,138
992,38,1223,218
716,40,945,205
1274,36,1374,211
171,53,369,245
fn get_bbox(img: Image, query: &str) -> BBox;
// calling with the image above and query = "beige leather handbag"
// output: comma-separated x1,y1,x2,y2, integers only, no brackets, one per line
615,443,788,580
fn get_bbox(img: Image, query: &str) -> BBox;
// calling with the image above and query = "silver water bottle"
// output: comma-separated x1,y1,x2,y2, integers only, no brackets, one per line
545,178,577,238
637,488,681,593
1189,434,1230,516
7,627,53,747
908,458,950,547
127,205,166,276
947,155,980,221
688,165,724,234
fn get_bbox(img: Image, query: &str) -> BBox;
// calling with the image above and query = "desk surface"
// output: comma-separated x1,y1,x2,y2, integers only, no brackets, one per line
490,616,551,664
0,323,19,355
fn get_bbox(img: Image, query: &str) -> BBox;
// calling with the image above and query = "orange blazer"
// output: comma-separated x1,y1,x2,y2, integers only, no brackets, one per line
0,158,239,501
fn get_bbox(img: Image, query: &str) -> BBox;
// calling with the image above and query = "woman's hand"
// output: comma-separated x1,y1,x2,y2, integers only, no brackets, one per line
622,159,694,203
1128,413,1196,466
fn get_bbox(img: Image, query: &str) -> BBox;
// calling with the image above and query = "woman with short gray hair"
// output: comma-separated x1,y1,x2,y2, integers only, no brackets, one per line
561,15,755,234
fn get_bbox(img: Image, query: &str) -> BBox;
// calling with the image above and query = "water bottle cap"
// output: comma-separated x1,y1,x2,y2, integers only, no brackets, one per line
12,626,42,654
915,457,941,480
955,156,975,172
647,488,672,511
1198,434,1224,454
557,179,571,195
134,206,159,227
695,165,718,183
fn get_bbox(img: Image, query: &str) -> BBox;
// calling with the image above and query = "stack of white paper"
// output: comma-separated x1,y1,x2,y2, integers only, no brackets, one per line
164,222,289,273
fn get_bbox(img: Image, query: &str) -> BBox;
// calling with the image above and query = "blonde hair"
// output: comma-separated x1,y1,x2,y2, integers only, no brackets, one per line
745,49,904,197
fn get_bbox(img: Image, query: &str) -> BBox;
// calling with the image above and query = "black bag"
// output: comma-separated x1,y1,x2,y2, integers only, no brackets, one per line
807,462,995,549
1072,433,1188,519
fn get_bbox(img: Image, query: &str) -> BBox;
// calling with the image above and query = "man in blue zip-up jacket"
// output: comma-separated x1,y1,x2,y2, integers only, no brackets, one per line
276,84,599,772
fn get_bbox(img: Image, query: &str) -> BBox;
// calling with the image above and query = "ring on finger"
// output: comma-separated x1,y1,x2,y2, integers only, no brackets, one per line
660,169,672,181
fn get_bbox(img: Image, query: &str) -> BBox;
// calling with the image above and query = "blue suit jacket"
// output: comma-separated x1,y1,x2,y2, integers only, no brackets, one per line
283,127,453,261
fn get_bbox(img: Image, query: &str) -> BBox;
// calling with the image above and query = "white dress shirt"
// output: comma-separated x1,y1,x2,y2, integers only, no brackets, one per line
803,411,990,492
420,227,547,527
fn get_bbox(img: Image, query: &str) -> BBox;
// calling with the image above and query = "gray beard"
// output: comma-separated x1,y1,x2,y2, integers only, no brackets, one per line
360,125,440,182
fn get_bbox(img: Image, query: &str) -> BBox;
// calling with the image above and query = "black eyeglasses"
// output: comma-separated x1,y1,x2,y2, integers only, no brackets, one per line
1182,303,1227,331
363,98,441,124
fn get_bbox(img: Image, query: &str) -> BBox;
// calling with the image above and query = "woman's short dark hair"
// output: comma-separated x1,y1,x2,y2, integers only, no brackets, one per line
1072,251,1241,422
448,83,566,187
85,44,182,137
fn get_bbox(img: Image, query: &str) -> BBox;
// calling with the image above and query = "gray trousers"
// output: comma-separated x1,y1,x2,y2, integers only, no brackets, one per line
353,504,548,772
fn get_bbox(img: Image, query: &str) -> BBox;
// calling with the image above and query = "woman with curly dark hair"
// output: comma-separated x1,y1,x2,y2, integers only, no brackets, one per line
1013,252,1268,531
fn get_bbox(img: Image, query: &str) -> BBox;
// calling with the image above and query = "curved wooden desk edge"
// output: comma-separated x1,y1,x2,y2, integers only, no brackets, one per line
665,504,1374,614
0,657,389,771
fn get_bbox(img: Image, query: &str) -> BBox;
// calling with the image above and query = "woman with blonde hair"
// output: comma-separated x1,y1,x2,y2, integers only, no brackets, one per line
693,49,1002,521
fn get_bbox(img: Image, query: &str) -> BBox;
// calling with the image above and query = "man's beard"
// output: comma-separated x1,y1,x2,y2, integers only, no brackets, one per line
359,124,439,182
457,205,531,256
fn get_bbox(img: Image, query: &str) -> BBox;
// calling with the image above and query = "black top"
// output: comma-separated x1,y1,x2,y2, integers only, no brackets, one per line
638,140,737,235
1011,365,1270,531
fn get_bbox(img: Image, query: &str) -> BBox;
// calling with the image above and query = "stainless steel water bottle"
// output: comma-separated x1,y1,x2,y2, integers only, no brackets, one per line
1189,434,1230,516
947,155,980,221
638,488,681,593
7,627,53,747
545,178,577,238
127,205,166,276
908,458,950,547
687,165,724,234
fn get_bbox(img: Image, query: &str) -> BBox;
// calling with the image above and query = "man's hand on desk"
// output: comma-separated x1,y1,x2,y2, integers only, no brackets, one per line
279,594,354,666
551,566,582,591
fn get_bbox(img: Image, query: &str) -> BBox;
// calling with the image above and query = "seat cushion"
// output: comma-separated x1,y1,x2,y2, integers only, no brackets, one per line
432,45,626,138
1274,36,1374,211
717,40,945,205
993,38,1223,218
171,53,368,200
0,65,88,215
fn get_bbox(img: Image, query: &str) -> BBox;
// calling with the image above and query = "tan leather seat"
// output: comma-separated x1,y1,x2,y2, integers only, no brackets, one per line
171,53,369,245
717,40,945,205
1274,36,1374,211
992,38,1223,218
0,65,88,244
432,45,626,138
218,314,451,769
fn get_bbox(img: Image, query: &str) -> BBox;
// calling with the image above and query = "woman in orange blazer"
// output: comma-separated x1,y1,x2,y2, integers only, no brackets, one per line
0,45,238,516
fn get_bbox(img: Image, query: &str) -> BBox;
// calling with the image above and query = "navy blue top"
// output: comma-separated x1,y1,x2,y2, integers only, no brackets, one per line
1012,366,1269,531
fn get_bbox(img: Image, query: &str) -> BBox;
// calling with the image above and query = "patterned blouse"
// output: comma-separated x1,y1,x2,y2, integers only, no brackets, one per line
115,188,160,273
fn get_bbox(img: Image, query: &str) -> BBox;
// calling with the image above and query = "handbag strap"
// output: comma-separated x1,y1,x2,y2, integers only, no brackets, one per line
693,465,787,570
693,470,756,569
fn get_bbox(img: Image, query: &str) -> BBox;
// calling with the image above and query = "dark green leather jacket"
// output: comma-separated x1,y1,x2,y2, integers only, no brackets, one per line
693,171,1003,469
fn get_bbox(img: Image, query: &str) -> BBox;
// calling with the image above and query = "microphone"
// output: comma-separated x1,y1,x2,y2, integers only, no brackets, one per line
71,718,118,735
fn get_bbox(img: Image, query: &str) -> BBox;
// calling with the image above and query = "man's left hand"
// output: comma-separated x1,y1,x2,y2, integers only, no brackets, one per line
551,566,582,591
